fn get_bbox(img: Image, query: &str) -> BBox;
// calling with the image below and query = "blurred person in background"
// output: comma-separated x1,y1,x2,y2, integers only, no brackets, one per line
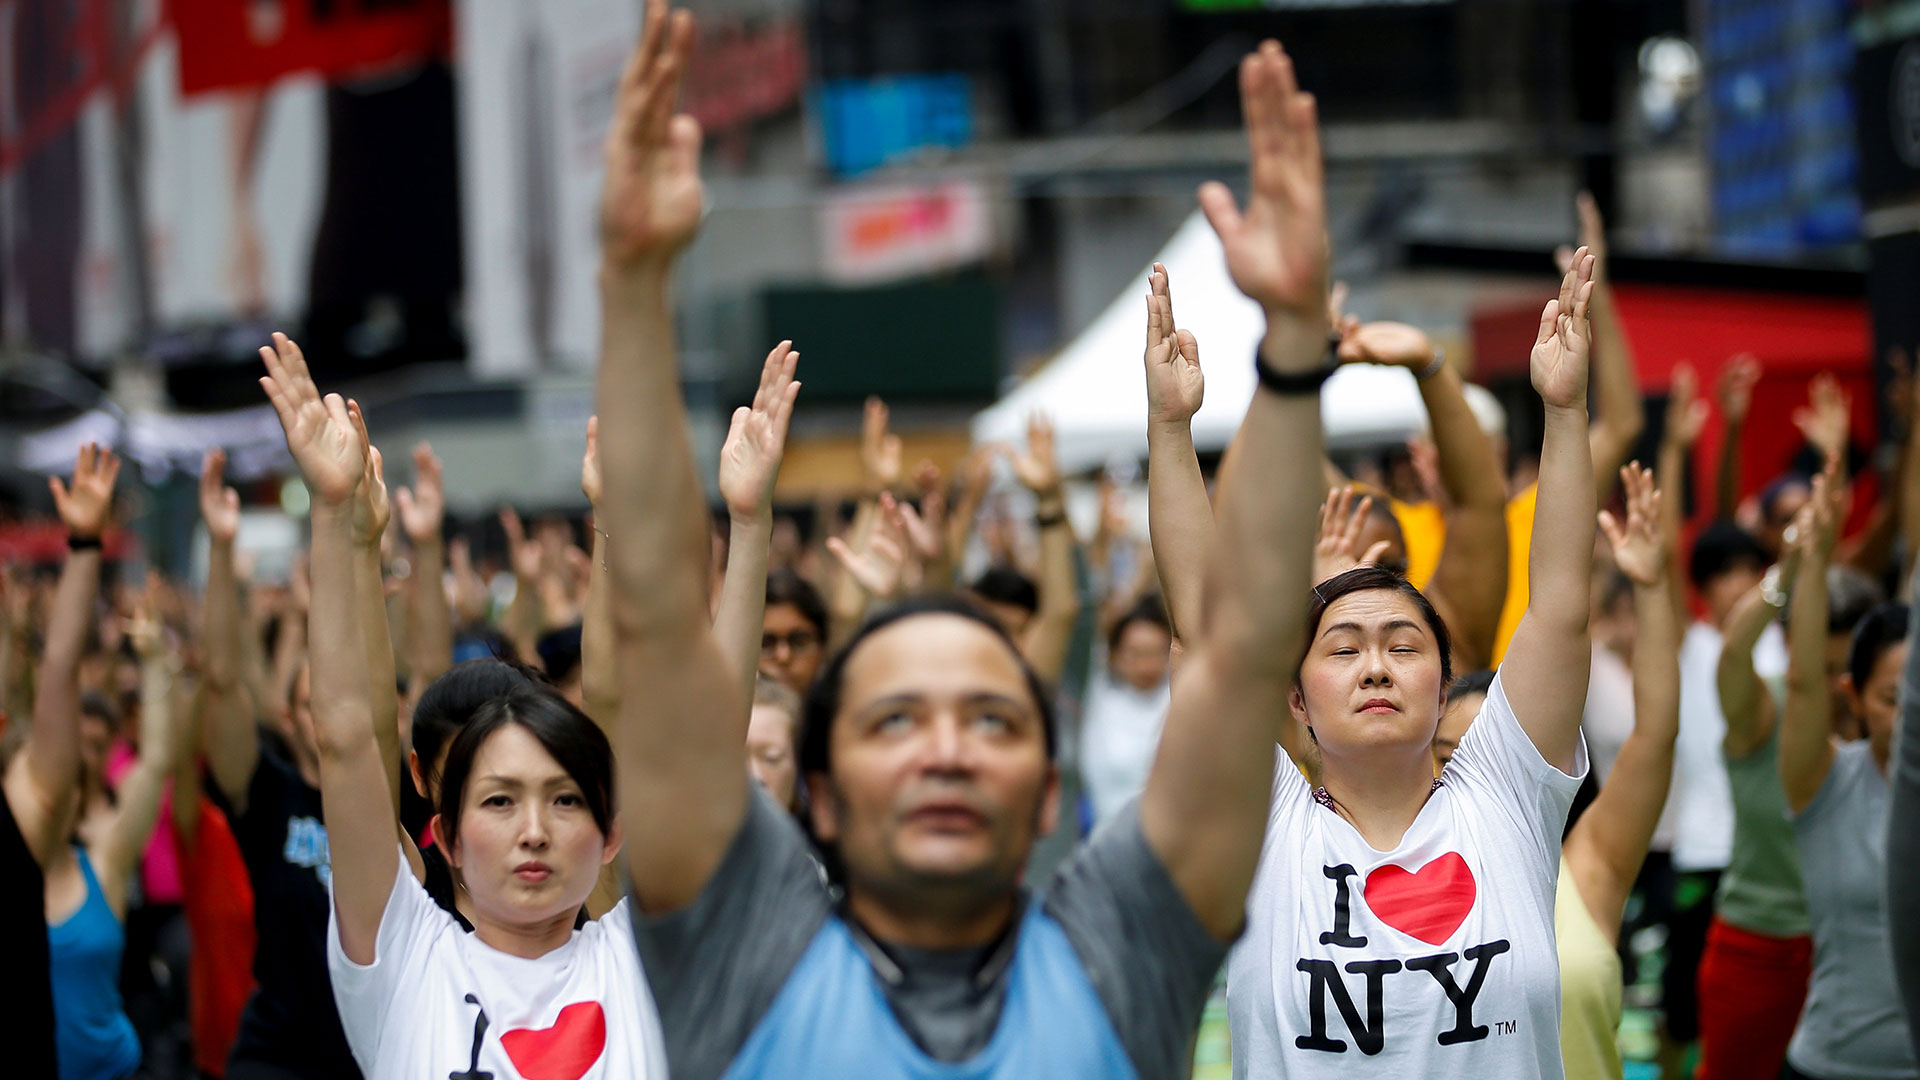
1079,595,1174,826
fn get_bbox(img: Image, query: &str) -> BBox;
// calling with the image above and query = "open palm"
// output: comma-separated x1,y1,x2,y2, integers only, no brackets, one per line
199,448,241,545
51,442,121,538
1145,263,1205,425
1530,247,1596,409
1198,42,1328,323
601,0,704,267
718,341,801,518
395,442,445,544
1598,462,1663,586
258,333,363,506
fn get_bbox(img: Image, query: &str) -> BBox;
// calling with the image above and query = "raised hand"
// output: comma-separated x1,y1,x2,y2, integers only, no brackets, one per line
1663,363,1711,449
1716,353,1762,427
903,460,949,564
827,492,910,600
1198,40,1330,332
600,0,702,269
860,396,903,495
1313,486,1391,584
1530,246,1596,410
125,603,165,663
1597,462,1664,586
1797,462,1844,559
199,449,242,546
394,442,445,546
1145,263,1205,425
500,507,545,583
1792,373,1851,463
258,332,363,507
344,401,390,548
580,417,603,510
1336,320,1435,370
1010,414,1062,496
718,341,802,520
50,443,121,540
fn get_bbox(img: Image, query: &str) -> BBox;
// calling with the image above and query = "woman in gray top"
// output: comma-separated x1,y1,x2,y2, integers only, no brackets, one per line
1779,468,1918,1080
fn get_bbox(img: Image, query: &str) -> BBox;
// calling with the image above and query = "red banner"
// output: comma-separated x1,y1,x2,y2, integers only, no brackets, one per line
171,0,451,97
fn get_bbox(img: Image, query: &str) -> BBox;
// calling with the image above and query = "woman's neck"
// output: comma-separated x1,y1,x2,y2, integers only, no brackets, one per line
469,906,581,960
1318,749,1439,851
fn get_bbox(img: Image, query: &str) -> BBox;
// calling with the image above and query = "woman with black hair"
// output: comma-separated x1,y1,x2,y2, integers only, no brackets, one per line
600,17,1332,1078
1778,471,1917,1080
257,332,663,1080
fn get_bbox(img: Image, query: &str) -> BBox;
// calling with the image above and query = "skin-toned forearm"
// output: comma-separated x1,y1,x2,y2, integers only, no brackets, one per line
1022,508,1081,686
14,549,101,859
1147,417,1217,642
580,530,618,726
1499,400,1595,769
172,683,214,845
1567,572,1677,936
1714,417,1745,522
712,513,774,710
409,539,453,688
1419,363,1510,665
1717,578,1786,756
599,263,753,910
104,654,180,898
354,543,402,812
205,540,240,691
1657,437,1691,625
1780,547,1836,812
502,572,543,660
1586,283,1645,501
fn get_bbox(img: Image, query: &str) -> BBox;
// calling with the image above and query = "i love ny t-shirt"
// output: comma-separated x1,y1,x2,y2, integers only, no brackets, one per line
1227,672,1585,1078
327,850,665,1080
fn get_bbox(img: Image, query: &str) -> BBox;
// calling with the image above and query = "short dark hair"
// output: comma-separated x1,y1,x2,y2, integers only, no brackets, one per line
764,568,828,637
1107,594,1172,656
1688,521,1768,589
800,594,1056,780
1446,669,1495,706
79,691,120,730
1847,602,1910,691
968,567,1039,617
436,687,614,847
537,623,584,686
1306,565,1455,690
412,659,543,786
1758,473,1812,525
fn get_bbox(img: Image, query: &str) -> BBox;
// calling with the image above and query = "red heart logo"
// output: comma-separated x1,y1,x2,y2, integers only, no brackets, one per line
1363,853,1476,945
499,1001,607,1080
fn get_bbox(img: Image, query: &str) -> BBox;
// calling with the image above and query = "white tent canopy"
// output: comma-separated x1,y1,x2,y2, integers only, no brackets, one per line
972,210,1499,473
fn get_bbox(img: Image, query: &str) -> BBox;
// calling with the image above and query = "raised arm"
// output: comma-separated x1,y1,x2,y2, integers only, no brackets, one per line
1714,355,1760,521
499,507,546,664
826,399,898,640
257,332,395,963
197,446,260,819
1336,321,1509,668
1718,505,1807,758
596,3,751,914
1492,249,1598,772
98,611,183,919
1564,463,1678,937
395,442,453,689
1009,414,1081,685
1142,263,1212,643
1890,560,1920,1061
345,404,403,814
1141,40,1327,938
1656,364,1709,628
711,342,801,705
577,418,620,725
1567,194,1646,502
1780,468,1841,813
3,444,115,865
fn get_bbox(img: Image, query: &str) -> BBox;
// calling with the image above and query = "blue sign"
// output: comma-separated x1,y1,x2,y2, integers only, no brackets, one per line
816,74,974,177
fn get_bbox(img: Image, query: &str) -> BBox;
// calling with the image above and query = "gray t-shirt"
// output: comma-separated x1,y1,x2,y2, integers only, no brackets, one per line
631,788,1227,1080
1788,739,1919,1079
1891,589,1920,1065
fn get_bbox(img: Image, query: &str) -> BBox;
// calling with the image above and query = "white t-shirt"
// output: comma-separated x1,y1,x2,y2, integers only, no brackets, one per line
1581,641,1634,788
327,850,666,1080
1079,670,1172,824
1671,621,1787,873
1227,673,1587,1078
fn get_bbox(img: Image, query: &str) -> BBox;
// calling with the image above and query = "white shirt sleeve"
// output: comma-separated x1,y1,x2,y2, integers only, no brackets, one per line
1444,672,1588,867
326,845,454,1073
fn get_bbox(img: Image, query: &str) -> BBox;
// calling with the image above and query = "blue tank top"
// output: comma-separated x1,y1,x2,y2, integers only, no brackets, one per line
721,900,1137,1080
47,850,140,1080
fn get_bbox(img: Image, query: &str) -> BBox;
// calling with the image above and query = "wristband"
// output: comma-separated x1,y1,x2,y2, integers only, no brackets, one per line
67,534,102,552
1035,509,1068,529
1254,336,1340,396
1415,348,1447,381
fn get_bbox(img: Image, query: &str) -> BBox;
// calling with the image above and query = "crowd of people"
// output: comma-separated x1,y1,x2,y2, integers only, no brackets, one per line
3,5,1918,1078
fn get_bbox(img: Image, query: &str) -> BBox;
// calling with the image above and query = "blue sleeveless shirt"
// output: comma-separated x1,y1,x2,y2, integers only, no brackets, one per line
722,901,1138,1080
48,850,140,1080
